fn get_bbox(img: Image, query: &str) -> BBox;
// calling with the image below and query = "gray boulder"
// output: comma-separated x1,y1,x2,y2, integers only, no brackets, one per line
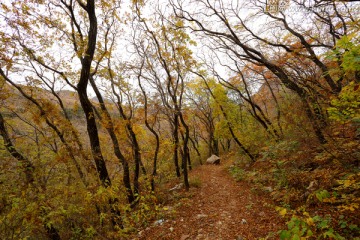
206,155,220,165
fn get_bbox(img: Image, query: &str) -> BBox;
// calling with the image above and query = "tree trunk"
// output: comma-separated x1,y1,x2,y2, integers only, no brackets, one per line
187,147,192,171
173,114,181,177
137,72,160,191
189,136,202,165
89,76,134,203
76,0,111,187
179,112,190,190
0,112,35,184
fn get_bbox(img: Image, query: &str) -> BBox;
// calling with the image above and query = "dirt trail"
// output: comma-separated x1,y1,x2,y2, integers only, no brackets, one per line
136,162,284,240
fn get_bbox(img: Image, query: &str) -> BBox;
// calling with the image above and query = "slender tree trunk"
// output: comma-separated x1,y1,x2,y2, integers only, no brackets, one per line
210,127,219,156
108,74,145,199
180,131,192,170
220,140,226,152
173,114,181,177
302,99,327,144
213,139,219,156
150,131,160,191
263,78,284,137
137,72,160,191
0,113,35,184
179,113,190,190
189,136,202,165
123,125,140,195
76,0,111,187
187,147,192,171
89,76,134,203
227,139,231,151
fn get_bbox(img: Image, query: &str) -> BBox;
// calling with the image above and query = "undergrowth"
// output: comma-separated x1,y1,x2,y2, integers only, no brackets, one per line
229,138,360,239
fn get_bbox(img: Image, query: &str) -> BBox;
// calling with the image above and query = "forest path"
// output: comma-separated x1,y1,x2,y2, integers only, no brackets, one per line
136,161,284,240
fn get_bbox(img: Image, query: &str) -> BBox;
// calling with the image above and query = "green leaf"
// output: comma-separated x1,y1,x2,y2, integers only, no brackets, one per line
279,230,291,240
292,233,300,240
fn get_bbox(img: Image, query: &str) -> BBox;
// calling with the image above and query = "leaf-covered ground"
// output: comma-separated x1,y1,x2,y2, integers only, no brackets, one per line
134,160,284,239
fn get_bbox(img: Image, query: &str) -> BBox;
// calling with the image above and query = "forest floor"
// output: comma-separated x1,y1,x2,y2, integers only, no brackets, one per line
133,159,285,240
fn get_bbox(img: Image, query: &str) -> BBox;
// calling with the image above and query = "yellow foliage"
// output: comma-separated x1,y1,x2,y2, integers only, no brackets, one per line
276,206,287,217
338,203,359,212
306,217,315,226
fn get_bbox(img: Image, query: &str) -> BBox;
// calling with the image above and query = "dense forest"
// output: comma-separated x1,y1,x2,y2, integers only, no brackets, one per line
0,0,359,239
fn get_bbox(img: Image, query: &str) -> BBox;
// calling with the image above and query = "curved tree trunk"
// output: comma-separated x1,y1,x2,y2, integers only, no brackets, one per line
89,76,135,203
0,113,34,184
76,0,111,187
189,136,202,165
138,73,160,191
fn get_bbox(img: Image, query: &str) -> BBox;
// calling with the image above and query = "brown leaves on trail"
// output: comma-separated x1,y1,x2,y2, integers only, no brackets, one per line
135,163,284,240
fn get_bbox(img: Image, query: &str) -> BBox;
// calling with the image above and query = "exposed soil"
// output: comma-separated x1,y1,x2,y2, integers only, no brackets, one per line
135,161,285,240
